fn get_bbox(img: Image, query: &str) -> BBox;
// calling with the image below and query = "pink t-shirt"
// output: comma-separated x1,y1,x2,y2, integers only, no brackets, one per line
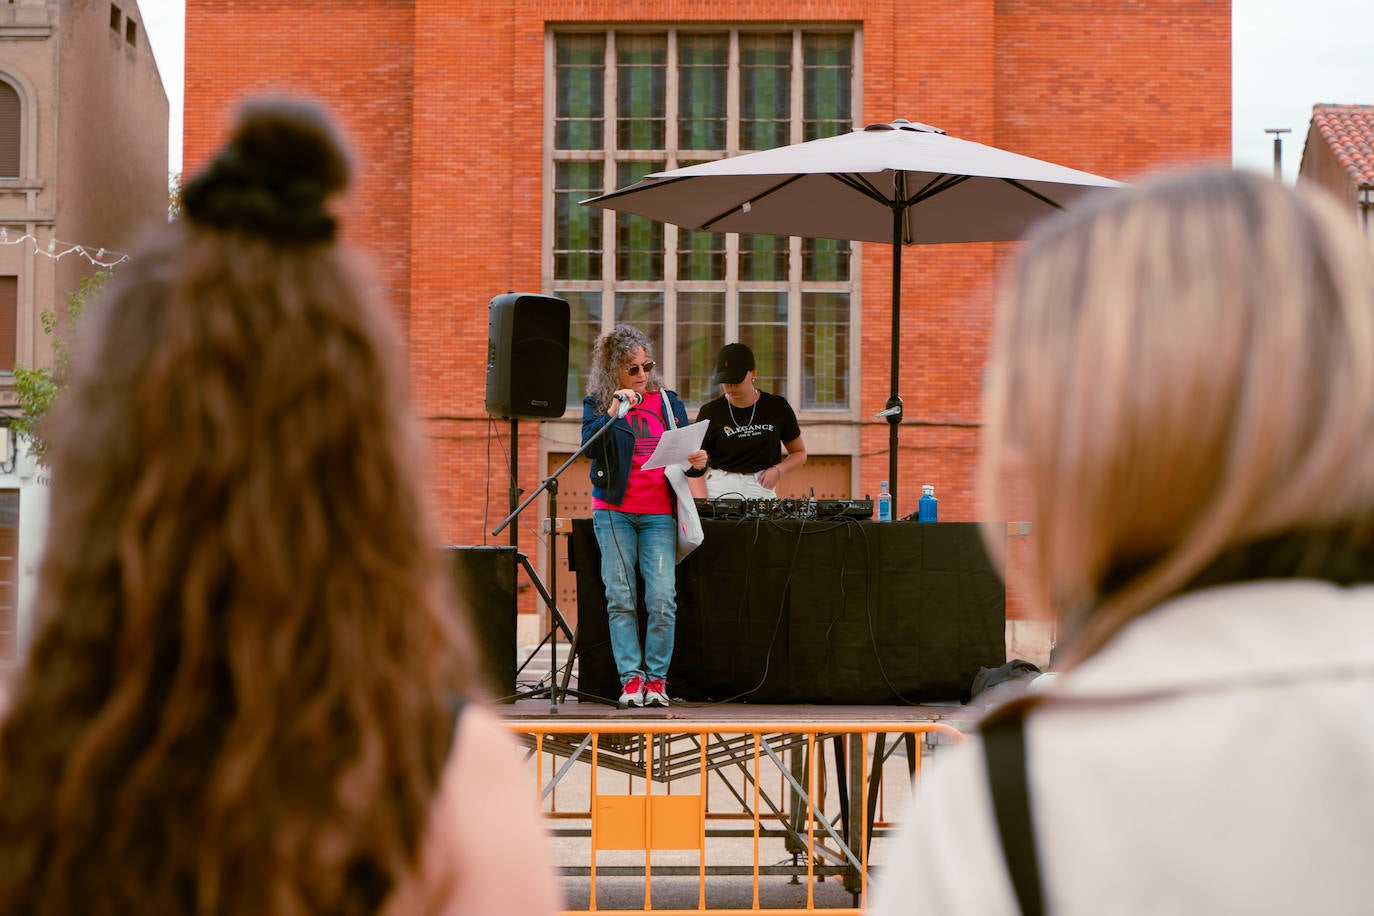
591,390,674,515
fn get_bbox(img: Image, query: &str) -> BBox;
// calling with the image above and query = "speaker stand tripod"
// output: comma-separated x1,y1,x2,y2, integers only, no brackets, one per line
511,547,575,690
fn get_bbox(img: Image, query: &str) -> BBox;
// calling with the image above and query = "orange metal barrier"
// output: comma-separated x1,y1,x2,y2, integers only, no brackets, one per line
507,720,966,914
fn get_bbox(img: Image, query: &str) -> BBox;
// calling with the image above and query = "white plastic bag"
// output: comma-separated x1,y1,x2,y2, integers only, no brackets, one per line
664,464,704,563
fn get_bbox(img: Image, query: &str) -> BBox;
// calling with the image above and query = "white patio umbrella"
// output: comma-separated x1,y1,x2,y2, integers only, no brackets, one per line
583,118,1126,513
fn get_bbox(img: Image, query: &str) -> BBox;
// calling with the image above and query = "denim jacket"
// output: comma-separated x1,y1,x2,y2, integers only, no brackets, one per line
581,389,690,507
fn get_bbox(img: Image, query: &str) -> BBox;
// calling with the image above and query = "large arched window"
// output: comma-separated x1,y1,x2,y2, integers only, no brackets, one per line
0,81,19,179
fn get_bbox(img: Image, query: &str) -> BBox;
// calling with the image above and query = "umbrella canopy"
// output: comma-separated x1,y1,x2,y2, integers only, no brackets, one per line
583,119,1126,512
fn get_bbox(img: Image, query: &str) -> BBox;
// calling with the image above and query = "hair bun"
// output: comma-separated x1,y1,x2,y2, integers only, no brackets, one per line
183,97,352,243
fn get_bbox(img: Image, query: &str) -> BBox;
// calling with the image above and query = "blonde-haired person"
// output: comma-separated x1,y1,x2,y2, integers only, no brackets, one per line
0,99,561,915
870,169,1374,916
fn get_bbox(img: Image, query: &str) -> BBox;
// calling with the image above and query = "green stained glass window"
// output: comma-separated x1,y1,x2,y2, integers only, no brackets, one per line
675,159,725,280
555,161,602,280
557,289,605,404
740,234,787,282
556,35,604,150
803,237,850,282
614,291,665,361
802,291,850,408
617,34,667,150
678,229,725,281
740,34,790,150
616,160,664,280
676,291,726,404
678,35,727,150
739,291,788,397
803,33,852,141
550,28,854,416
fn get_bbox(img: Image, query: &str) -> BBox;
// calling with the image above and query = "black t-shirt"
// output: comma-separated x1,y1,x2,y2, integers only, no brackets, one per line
695,390,801,473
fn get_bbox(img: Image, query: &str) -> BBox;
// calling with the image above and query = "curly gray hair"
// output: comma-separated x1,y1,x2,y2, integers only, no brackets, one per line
587,324,662,413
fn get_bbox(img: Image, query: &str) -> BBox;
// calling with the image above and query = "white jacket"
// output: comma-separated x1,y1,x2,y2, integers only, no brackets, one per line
868,580,1374,915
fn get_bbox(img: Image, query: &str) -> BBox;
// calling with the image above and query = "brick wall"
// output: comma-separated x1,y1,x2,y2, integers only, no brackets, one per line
185,0,1231,621
185,1,414,327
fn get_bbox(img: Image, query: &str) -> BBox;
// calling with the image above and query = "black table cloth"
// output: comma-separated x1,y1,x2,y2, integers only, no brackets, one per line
570,517,1005,705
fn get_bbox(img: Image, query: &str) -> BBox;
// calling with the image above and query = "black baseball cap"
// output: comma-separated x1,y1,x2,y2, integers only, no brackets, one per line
711,343,756,385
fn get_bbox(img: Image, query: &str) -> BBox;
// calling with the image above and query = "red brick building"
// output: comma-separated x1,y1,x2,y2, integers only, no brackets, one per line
185,1,1230,637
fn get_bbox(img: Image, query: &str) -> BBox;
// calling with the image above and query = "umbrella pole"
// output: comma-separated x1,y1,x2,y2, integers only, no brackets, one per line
886,194,904,515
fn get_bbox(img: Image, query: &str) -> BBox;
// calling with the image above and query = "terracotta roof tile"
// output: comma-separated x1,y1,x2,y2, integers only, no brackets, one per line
1311,104,1374,188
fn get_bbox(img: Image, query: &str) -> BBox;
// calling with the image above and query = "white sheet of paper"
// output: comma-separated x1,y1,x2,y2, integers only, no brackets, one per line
641,419,709,470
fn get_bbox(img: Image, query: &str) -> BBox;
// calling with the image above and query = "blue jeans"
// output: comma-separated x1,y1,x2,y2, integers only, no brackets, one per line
592,509,677,684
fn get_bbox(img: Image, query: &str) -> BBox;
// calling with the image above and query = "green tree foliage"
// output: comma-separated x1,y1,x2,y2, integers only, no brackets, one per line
12,271,110,464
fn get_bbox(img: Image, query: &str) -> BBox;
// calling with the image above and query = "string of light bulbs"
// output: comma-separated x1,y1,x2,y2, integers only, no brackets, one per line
0,227,129,268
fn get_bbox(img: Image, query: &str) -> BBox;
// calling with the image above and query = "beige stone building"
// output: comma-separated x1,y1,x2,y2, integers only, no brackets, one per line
0,0,168,663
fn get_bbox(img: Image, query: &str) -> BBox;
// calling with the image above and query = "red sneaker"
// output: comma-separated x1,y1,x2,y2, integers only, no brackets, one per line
643,678,669,707
619,674,646,709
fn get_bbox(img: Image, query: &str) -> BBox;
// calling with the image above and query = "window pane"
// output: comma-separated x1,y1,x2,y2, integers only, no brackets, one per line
0,83,19,178
739,34,790,149
616,160,664,280
678,34,726,151
675,159,724,280
614,292,665,363
555,162,603,280
739,234,787,282
556,35,605,150
677,229,725,281
557,289,604,405
802,237,850,282
802,291,850,408
617,34,667,150
0,276,15,371
675,291,725,403
803,34,852,141
739,291,787,396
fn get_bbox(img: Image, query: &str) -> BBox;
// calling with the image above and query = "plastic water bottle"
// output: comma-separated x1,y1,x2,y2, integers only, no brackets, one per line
876,480,892,522
917,484,938,522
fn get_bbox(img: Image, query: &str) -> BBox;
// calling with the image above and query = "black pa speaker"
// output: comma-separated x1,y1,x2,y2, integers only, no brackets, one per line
443,546,518,698
485,293,570,419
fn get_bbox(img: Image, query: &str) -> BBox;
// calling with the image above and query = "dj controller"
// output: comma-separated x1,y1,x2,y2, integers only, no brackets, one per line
693,496,874,521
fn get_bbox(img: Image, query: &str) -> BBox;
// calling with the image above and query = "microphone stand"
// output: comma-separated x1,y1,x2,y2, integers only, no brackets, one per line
493,403,627,713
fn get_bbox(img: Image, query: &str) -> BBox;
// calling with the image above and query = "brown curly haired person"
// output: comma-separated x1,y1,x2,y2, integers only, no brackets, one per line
0,99,561,915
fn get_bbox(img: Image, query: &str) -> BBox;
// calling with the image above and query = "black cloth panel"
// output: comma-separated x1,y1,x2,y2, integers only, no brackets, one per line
443,546,518,697
570,518,1006,704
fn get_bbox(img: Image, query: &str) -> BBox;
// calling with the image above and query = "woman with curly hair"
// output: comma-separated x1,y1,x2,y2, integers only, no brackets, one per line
582,325,706,709
0,99,560,915
870,168,1374,915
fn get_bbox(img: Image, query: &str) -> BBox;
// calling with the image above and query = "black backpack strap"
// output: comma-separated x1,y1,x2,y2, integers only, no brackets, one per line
434,695,468,778
982,713,1046,916
450,695,468,739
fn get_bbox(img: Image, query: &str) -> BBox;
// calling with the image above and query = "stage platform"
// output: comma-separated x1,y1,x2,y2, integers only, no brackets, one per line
500,697,980,910
501,697,975,728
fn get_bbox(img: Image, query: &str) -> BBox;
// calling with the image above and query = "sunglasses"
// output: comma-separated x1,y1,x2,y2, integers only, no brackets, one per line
624,360,656,377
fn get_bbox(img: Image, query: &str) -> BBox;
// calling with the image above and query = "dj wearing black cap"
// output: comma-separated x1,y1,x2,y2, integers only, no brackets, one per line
692,343,808,499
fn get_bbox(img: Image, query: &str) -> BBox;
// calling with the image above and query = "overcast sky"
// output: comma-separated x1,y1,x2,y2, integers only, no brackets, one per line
139,0,1372,184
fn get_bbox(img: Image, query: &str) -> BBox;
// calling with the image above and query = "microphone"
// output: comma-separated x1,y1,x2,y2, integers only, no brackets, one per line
612,391,641,418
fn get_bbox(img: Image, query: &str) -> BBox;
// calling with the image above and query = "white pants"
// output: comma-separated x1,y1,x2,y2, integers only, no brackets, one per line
704,468,776,500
